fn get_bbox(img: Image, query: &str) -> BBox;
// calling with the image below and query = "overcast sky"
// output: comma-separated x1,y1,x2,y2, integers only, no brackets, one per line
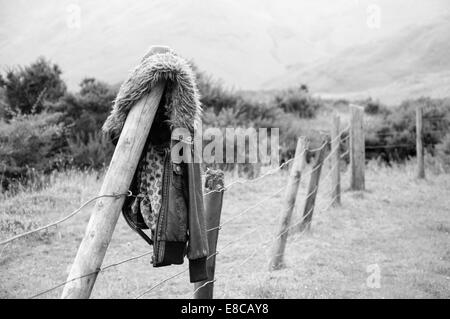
1,0,449,90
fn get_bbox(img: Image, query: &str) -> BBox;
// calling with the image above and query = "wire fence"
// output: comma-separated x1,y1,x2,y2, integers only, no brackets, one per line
1,123,353,299
364,114,449,151
133,141,343,299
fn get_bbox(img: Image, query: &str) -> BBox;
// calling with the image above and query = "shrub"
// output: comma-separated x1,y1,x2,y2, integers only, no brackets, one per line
201,99,282,170
67,132,114,170
0,57,66,116
50,78,117,142
365,97,450,162
274,88,321,118
0,112,67,190
435,133,450,172
0,87,8,119
362,97,390,115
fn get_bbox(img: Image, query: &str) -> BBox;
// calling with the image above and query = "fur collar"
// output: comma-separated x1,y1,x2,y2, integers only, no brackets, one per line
102,48,202,139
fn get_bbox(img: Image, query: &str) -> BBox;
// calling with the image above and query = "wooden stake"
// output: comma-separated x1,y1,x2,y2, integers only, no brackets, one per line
298,140,327,232
331,114,341,205
269,137,308,270
194,169,225,299
61,81,166,298
233,164,239,178
416,105,425,179
350,104,365,191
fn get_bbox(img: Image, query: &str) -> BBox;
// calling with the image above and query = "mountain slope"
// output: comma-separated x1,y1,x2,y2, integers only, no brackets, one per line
265,17,450,103
0,0,449,103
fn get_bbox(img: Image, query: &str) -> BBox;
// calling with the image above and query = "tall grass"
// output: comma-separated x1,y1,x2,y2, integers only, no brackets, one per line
0,168,103,240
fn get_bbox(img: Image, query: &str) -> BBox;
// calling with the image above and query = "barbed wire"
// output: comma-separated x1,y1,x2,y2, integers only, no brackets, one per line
30,251,152,299
307,141,328,153
365,144,415,149
191,279,217,297
217,197,324,297
134,194,297,299
134,267,189,299
206,185,286,233
200,127,352,197
7,124,352,299
206,132,343,239
31,160,333,300
0,192,133,246
206,159,339,298
135,201,296,299
6,150,303,298
202,157,296,196
18,108,439,299
423,115,449,120
216,195,336,298
134,245,232,299
206,159,325,234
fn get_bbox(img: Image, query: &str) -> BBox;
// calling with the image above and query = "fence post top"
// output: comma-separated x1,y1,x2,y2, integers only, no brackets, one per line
205,169,225,192
145,45,173,56
298,136,308,145
349,104,364,111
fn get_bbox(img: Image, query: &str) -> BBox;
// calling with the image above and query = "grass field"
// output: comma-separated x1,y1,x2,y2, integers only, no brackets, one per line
0,160,449,299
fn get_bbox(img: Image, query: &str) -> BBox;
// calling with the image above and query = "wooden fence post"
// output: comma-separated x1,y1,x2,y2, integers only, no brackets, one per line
233,164,239,178
269,137,308,270
350,104,365,191
61,47,169,299
298,140,327,232
194,169,225,299
331,114,341,205
416,105,425,179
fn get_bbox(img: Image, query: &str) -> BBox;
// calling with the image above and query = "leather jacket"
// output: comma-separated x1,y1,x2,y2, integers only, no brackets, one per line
122,136,209,283
102,47,209,283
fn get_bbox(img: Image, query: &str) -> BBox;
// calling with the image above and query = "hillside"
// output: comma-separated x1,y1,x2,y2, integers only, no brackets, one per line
1,0,449,104
266,17,450,104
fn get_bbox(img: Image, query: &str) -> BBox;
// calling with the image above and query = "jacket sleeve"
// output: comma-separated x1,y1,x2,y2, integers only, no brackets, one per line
185,145,209,282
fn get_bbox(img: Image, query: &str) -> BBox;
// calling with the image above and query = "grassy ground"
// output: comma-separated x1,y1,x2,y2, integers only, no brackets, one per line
0,161,449,299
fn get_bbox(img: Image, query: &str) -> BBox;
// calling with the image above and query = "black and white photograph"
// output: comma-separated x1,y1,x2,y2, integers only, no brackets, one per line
0,0,449,304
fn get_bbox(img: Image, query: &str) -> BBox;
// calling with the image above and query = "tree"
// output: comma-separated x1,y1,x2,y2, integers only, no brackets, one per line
50,77,117,142
0,57,67,116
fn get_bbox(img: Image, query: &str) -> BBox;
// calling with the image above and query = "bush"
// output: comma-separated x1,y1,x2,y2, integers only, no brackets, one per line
0,112,67,190
274,88,321,118
0,57,66,117
362,97,390,115
435,133,450,172
67,132,114,170
365,97,450,162
0,87,8,119
50,78,117,142
0,57,121,188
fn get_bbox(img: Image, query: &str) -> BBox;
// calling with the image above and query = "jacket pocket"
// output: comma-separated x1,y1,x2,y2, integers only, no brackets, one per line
166,175,188,242
162,162,188,243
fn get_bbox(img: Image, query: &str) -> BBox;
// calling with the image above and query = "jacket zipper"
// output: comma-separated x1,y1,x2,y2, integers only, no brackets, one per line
154,148,171,264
